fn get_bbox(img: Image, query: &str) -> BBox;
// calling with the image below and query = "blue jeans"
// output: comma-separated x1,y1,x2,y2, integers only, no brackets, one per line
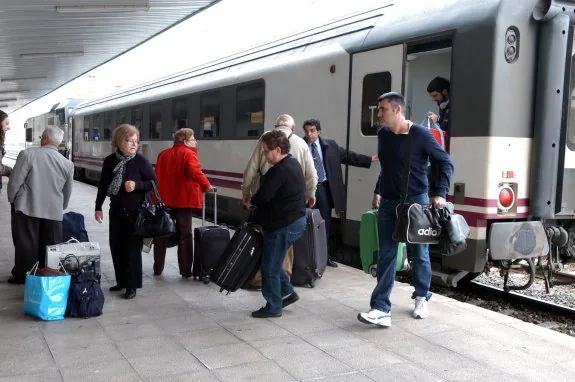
261,216,307,313
370,193,432,313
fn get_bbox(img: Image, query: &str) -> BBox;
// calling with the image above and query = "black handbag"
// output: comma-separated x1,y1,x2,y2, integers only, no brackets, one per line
393,129,442,244
134,181,176,238
436,202,470,256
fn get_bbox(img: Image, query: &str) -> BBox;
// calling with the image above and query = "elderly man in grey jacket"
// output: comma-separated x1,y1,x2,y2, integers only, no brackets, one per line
7,126,74,284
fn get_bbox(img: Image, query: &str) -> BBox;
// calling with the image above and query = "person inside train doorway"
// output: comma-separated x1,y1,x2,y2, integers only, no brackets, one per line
426,76,451,134
7,127,74,284
302,118,377,267
358,92,453,327
153,128,213,278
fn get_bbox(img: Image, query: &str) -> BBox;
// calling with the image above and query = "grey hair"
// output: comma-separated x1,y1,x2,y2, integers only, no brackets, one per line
274,114,295,128
42,126,64,146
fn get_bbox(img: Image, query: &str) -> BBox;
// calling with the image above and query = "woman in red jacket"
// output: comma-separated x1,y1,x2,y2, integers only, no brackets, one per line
153,128,213,277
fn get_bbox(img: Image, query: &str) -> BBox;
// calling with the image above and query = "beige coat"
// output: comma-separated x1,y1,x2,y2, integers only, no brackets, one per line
242,126,317,198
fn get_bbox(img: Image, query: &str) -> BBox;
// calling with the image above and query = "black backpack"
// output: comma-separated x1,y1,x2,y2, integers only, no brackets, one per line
66,271,105,318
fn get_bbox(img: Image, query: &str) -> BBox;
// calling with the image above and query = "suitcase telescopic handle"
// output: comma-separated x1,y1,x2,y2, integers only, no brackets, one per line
202,187,218,226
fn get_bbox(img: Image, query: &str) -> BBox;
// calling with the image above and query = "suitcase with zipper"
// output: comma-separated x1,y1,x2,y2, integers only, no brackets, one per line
192,188,231,284
212,216,263,294
291,208,328,288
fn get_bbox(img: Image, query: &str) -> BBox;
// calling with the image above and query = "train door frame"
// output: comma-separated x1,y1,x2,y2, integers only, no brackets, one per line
341,43,405,248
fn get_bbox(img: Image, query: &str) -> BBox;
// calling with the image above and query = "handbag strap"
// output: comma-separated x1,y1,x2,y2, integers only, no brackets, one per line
399,126,415,205
147,180,165,207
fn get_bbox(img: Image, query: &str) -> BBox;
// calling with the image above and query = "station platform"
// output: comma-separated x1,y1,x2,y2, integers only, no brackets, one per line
1,179,575,381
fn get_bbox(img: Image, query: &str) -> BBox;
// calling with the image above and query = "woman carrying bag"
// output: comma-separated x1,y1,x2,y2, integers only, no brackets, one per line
95,124,157,300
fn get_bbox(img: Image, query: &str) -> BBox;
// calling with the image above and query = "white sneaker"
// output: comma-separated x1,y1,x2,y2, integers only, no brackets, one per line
357,309,391,327
413,297,429,319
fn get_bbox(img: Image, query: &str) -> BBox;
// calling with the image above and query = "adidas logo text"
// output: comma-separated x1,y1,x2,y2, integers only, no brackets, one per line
418,228,438,236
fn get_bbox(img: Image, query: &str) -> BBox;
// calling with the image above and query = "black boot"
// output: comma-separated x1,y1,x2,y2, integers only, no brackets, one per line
123,288,136,299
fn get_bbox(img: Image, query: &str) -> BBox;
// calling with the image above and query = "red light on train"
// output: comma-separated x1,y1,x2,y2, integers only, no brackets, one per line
498,186,515,209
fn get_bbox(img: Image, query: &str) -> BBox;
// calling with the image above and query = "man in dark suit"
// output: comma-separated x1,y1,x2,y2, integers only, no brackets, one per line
302,118,377,267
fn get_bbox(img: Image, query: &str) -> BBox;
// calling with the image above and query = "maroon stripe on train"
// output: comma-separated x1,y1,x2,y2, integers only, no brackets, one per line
207,177,242,190
447,195,529,207
203,169,244,179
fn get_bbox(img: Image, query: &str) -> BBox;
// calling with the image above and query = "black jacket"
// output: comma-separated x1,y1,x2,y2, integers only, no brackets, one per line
305,136,372,214
250,155,306,232
95,153,157,213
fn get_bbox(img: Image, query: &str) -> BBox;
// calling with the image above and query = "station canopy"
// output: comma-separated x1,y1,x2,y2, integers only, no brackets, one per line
0,0,219,113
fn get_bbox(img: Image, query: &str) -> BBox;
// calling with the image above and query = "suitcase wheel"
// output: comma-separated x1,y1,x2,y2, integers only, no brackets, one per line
369,264,377,278
202,275,211,284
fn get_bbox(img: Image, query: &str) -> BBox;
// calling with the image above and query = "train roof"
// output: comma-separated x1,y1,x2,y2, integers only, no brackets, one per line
74,0,541,112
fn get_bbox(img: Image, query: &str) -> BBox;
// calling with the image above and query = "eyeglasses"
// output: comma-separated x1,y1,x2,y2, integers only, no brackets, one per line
124,139,139,145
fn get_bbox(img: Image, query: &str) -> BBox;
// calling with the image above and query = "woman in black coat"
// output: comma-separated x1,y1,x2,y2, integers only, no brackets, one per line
95,124,156,299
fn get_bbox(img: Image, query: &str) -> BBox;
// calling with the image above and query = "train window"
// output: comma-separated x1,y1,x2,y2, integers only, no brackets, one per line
361,71,392,136
116,109,128,126
149,102,162,140
199,90,220,138
83,116,91,141
236,81,265,138
172,96,188,137
92,113,102,141
103,111,113,140
47,116,55,126
131,106,142,130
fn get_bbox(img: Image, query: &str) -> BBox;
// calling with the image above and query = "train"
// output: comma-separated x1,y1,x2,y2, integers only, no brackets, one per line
23,0,575,289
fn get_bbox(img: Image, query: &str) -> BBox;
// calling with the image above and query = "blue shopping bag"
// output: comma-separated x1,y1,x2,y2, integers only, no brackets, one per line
24,263,71,321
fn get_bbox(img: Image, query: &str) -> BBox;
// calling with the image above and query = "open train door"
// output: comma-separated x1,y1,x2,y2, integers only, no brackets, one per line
343,44,404,245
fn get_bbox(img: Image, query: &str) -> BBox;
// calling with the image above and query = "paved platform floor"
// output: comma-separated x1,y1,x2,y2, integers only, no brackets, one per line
1,180,575,381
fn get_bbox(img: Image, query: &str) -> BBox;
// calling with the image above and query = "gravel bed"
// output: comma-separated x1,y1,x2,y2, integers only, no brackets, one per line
397,271,575,338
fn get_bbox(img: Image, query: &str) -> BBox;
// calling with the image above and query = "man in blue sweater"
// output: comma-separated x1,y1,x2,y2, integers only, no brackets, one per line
358,92,454,327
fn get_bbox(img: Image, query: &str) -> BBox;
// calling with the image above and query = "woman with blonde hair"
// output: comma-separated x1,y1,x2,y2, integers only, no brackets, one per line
95,124,156,299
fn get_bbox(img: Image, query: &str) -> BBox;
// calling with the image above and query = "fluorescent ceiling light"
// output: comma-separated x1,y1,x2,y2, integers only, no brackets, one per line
20,51,84,59
1,76,47,82
55,5,150,13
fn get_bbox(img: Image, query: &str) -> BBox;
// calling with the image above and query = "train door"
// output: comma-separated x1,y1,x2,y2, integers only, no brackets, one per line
344,44,404,244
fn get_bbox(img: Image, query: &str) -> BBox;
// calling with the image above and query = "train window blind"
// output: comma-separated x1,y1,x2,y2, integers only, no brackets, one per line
199,90,220,138
83,116,91,141
149,102,163,140
131,106,143,131
103,111,113,140
361,71,392,136
172,96,188,136
92,113,102,141
235,80,265,138
116,109,128,126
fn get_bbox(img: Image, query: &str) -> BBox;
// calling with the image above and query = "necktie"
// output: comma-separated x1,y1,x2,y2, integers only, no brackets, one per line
311,143,326,182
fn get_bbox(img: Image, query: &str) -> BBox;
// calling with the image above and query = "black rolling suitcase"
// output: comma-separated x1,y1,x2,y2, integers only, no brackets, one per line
212,219,263,294
291,208,328,288
193,188,231,283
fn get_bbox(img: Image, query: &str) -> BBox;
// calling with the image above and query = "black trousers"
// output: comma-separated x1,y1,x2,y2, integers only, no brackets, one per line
109,210,143,289
314,182,334,255
11,205,63,280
